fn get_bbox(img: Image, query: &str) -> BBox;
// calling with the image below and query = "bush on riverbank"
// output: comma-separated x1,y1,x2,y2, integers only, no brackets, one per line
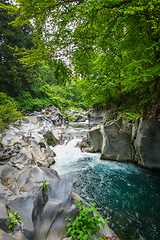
0,92,22,130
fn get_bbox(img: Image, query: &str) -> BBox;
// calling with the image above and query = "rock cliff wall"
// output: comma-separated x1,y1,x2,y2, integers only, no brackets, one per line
80,114,160,170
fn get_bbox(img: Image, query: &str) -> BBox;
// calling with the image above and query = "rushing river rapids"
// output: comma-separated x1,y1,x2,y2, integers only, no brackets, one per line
50,122,160,240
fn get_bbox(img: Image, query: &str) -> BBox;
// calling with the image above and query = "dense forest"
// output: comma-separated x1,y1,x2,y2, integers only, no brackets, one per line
0,0,160,128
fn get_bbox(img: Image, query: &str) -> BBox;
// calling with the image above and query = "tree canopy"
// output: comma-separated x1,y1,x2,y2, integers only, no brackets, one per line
0,0,87,125
0,0,160,111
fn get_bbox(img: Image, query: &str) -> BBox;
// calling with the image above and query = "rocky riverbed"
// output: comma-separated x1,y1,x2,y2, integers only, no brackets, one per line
1,104,159,240
0,106,117,240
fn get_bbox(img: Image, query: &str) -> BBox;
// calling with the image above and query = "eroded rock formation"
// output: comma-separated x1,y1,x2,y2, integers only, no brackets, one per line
0,120,64,169
0,113,117,240
81,114,160,170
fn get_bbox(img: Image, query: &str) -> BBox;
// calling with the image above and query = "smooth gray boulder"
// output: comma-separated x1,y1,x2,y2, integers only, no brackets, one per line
101,118,133,161
79,133,94,152
0,120,57,169
79,118,133,161
0,165,69,240
88,126,103,152
0,165,117,240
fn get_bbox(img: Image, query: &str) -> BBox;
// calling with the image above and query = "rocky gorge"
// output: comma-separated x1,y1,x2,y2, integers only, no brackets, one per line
80,107,160,170
0,104,160,240
0,106,117,240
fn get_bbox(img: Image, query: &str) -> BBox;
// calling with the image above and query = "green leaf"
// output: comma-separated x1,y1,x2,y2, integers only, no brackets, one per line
67,223,72,227
101,222,105,228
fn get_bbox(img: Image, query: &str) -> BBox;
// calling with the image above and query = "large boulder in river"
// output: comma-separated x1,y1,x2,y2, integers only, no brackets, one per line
80,133,94,152
101,118,133,161
88,126,103,152
25,106,65,126
80,118,133,161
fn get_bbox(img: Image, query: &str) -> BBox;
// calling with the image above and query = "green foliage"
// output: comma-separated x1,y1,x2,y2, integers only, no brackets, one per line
1,0,160,113
0,0,35,98
0,1,85,114
65,200,109,240
15,78,88,114
115,106,141,122
122,112,140,122
0,92,22,129
67,116,73,122
42,182,48,190
7,209,21,231
106,118,112,122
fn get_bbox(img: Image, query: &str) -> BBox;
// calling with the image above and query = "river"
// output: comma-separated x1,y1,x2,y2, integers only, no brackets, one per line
50,122,160,240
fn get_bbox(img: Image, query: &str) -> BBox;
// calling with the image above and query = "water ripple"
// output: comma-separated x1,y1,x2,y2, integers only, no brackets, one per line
51,135,160,240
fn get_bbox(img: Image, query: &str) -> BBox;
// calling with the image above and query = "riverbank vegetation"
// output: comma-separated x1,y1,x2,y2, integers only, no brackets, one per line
0,0,159,128
0,92,22,129
65,200,109,240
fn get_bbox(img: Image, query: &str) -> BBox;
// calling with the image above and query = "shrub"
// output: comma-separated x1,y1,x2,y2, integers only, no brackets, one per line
7,209,21,231
65,200,109,240
42,181,48,190
0,92,22,129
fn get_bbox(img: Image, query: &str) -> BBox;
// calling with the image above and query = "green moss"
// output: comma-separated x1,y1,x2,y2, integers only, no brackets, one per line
31,153,35,160
42,181,48,190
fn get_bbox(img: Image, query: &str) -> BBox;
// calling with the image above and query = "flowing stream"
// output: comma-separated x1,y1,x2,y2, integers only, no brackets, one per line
50,122,160,240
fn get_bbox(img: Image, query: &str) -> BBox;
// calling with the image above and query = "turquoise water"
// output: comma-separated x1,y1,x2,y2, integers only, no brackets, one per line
51,124,160,240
